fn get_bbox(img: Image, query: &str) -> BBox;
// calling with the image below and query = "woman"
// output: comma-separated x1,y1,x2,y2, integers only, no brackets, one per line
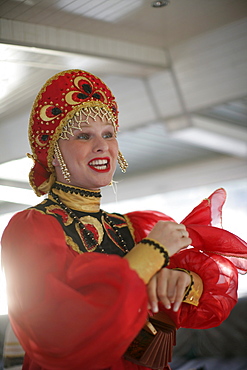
1,69,247,370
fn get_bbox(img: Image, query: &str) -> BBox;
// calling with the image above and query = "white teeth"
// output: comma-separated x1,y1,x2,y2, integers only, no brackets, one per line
89,159,108,166
89,159,108,170
96,165,107,170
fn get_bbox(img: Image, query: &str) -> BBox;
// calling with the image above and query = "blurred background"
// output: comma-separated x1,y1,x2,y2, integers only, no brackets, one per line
0,1,247,368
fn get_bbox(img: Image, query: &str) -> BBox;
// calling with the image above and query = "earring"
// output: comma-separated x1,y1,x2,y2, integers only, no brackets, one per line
117,150,128,173
54,142,71,183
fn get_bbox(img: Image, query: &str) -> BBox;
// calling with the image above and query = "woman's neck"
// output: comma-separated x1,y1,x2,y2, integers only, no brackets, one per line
49,181,101,213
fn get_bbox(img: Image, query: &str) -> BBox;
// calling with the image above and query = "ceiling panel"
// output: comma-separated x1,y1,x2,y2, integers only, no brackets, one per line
1,0,247,47
115,122,220,178
0,43,163,120
199,97,247,128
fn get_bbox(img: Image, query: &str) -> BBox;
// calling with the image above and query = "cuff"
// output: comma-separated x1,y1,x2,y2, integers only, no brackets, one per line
124,238,170,284
183,271,203,306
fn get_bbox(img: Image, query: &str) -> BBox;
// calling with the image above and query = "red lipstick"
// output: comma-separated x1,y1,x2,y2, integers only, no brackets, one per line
88,157,110,172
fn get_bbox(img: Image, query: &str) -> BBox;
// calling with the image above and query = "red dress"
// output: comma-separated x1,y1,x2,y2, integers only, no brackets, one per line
1,186,247,370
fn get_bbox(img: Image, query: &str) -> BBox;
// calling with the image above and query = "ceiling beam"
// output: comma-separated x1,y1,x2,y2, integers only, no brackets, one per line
0,19,168,71
166,115,247,157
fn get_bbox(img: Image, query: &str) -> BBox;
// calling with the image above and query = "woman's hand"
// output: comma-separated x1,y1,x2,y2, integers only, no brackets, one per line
147,221,192,256
147,268,191,313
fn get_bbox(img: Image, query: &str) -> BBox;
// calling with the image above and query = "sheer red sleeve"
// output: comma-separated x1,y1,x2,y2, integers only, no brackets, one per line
126,188,247,330
1,210,147,370
181,188,247,274
165,249,238,329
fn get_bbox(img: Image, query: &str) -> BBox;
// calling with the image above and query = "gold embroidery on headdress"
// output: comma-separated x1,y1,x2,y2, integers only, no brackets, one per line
60,106,117,140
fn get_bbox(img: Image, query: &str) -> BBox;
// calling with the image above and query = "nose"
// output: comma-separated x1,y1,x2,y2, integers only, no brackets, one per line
92,136,109,153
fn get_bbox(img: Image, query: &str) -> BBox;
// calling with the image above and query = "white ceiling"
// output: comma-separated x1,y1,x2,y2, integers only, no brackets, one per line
1,0,246,48
0,0,247,211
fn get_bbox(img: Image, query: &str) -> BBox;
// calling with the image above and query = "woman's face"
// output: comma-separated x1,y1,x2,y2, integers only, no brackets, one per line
53,115,119,190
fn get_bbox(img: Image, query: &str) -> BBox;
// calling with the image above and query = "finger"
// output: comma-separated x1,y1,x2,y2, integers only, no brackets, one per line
180,230,189,238
147,275,159,313
166,276,179,304
177,223,187,231
173,278,189,312
156,269,171,310
180,236,192,247
177,224,190,238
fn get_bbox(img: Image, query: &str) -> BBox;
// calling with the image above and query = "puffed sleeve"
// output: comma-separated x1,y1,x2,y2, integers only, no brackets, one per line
1,209,148,370
125,188,247,330
164,249,238,329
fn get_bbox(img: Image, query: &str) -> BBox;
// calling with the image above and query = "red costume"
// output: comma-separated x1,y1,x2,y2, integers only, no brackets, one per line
2,69,247,370
2,185,247,370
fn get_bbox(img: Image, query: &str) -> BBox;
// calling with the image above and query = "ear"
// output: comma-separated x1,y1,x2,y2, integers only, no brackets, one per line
52,155,59,167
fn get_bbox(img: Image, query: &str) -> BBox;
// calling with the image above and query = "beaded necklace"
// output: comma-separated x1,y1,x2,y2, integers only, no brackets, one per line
49,190,129,254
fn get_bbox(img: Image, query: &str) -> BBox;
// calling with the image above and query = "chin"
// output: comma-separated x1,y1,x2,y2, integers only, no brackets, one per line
83,179,112,190
96,180,112,189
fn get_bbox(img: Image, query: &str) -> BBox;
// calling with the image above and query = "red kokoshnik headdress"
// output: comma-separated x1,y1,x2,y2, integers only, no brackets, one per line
28,69,119,196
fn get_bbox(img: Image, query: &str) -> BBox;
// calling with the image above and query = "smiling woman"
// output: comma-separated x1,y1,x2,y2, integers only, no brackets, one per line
53,115,119,190
1,69,247,370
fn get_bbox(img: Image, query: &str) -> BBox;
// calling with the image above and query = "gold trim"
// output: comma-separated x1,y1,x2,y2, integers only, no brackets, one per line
75,215,104,252
203,197,211,205
124,240,165,284
183,271,203,306
65,234,83,254
38,172,56,195
123,214,136,242
60,105,116,140
204,250,247,261
45,203,73,226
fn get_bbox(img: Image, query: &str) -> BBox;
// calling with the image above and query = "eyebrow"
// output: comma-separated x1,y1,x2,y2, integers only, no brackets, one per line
76,122,114,128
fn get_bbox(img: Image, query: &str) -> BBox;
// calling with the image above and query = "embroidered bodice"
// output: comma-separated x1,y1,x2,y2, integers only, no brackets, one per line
31,181,134,256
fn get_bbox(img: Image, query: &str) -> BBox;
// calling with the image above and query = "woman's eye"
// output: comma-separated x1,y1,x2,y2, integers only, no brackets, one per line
103,132,113,139
77,133,90,140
